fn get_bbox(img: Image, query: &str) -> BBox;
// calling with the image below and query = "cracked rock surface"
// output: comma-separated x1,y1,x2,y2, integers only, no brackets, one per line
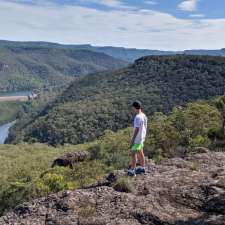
1,152,225,225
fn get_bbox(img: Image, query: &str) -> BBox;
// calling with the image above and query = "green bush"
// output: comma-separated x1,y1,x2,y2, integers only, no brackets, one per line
0,181,36,215
113,177,133,193
190,135,210,147
208,127,225,141
37,174,68,194
69,161,109,188
89,144,104,160
145,102,222,158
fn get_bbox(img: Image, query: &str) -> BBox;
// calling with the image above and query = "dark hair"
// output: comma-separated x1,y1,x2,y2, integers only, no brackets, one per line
132,101,142,109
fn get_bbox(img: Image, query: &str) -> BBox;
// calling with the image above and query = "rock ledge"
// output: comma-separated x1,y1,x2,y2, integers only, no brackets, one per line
1,152,225,225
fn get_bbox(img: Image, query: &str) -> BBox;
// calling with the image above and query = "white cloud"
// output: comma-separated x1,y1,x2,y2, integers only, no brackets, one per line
0,0,225,50
178,0,199,12
189,14,205,18
78,0,134,10
5,0,49,4
5,0,35,3
144,1,158,5
80,0,121,7
7,0,133,9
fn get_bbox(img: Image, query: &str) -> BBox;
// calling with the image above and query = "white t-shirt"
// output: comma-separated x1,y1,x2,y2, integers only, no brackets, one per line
133,113,148,144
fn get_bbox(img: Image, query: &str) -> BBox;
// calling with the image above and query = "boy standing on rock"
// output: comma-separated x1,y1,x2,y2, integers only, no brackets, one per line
128,101,148,176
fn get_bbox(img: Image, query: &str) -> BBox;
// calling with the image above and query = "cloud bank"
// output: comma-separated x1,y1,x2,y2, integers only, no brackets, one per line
0,0,225,50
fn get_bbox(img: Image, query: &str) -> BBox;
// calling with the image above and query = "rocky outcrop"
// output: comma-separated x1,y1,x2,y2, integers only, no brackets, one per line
2,152,225,225
51,151,89,169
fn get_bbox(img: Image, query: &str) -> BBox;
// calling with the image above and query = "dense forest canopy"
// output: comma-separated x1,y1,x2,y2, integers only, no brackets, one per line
0,45,127,92
7,55,225,145
0,101,23,125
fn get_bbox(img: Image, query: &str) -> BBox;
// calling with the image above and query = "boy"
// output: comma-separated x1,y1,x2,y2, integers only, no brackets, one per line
128,101,148,176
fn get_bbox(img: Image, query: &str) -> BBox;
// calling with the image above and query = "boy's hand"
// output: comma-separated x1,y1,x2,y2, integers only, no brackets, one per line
130,127,139,148
130,141,134,148
130,136,135,148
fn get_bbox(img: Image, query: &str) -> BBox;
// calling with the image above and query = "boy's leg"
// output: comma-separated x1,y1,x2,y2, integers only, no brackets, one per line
137,149,145,168
128,150,137,176
135,148,146,175
131,151,137,170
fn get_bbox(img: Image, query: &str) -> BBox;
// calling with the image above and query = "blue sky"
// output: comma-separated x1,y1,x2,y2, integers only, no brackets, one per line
0,0,225,50
67,0,225,19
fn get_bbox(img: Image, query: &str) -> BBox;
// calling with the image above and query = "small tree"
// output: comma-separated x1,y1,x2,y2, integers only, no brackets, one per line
215,95,225,135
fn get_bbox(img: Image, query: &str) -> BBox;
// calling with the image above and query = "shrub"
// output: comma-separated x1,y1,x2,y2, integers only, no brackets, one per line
190,161,200,171
190,135,209,147
0,181,36,215
208,127,225,141
152,152,165,164
78,206,96,218
113,177,133,193
88,144,104,160
37,173,68,194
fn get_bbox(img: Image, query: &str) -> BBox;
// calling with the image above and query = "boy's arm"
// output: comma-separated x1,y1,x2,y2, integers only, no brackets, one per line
130,127,139,147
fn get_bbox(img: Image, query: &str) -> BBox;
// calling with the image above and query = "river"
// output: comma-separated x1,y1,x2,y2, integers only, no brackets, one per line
0,91,32,97
0,121,16,144
0,91,32,144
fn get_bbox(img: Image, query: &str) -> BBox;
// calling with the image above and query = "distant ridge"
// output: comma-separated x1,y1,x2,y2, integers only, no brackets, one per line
1,40,225,62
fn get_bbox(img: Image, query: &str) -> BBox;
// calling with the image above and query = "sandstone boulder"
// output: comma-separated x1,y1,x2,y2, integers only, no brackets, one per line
51,151,89,169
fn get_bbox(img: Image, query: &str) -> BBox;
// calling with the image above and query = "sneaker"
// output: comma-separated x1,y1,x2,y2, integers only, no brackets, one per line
127,169,136,177
135,166,145,175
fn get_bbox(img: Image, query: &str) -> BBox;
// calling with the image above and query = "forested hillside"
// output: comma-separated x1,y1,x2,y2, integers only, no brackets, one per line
0,44,127,92
7,55,225,145
0,101,23,125
0,40,174,62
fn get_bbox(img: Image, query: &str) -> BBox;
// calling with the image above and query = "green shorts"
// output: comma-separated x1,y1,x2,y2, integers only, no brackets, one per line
131,143,144,151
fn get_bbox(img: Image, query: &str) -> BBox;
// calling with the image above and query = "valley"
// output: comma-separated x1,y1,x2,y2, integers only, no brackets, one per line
1,43,225,225
8,55,225,145
1,0,225,223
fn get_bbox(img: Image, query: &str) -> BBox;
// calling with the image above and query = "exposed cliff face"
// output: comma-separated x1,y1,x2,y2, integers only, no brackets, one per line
1,151,225,225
